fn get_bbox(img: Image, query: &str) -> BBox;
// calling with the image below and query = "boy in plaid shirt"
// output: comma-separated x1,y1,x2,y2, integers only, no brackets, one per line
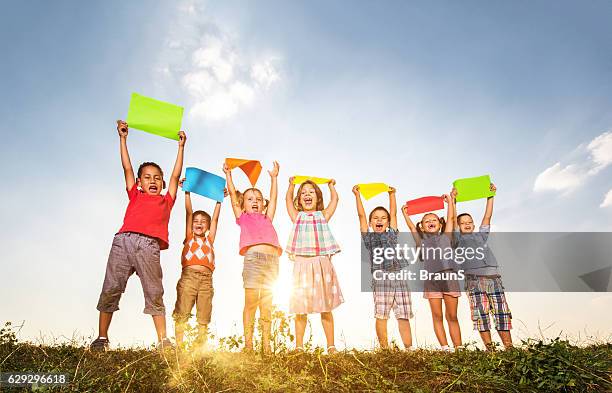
354,185,413,350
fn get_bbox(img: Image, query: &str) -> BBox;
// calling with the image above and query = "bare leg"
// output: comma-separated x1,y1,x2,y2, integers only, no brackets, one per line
175,322,185,346
295,314,307,348
98,311,113,338
443,295,462,347
243,289,260,350
259,289,274,353
196,323,208,347
397,319,412,349
375,318,389,348
498,330,513,349
320,312,335,350
428,298,448,347
479,330,493,350
152,315,167,342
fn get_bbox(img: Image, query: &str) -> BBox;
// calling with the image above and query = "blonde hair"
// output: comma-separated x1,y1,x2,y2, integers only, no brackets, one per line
294,180,324,211
236,188,269,214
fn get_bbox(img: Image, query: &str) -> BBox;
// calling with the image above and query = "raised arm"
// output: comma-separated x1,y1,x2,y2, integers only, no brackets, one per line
444,193,455,237
482,183,496,226
180,178,193,240
266,161,279,220
389,186,398,230
223,162,242,219
401,205,422,245
323,179,339,222
352,185,368,232
450,187,458,228
286,177,298,223
117,120,135,190
167,131,186,200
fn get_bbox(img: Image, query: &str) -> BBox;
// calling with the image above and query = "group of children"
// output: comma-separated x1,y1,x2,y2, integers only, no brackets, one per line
90,120,513,353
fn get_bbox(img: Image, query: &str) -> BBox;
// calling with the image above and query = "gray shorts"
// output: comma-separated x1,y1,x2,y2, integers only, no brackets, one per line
96,232,165,315
242,251,279,290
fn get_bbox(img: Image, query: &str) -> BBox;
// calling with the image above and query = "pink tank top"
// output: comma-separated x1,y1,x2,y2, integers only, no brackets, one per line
236,212,282,256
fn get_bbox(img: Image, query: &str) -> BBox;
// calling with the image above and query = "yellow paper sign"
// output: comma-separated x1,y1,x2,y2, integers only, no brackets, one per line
358,183,390,200
292,176,331,185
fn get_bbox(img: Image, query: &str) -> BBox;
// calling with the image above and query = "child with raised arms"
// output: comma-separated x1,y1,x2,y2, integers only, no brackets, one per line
286,178,343,353
402,193,462,351
451,184,512,350
91,120,185,351
172,179,226,348
354,185,413,350
224,161,282,353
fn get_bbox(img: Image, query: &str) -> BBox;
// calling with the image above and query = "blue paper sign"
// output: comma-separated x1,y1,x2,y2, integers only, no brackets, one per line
183,167,226,202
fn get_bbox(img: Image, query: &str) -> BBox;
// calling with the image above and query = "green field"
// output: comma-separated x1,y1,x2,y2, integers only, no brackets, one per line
1,322,610,392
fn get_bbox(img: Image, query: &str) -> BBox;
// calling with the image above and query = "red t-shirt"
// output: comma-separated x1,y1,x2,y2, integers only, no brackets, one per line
118,184,175,250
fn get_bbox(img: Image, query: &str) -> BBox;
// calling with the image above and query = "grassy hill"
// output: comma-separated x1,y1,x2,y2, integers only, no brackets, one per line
1,321,610,392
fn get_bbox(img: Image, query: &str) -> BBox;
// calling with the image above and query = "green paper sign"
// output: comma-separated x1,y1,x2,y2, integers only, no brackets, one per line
453,175,496,202
126,93,184,140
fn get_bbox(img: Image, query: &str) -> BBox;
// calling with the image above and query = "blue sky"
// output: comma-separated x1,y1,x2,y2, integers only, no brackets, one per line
1,0,611,348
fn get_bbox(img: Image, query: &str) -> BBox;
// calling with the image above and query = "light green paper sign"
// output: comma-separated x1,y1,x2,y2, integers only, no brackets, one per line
453,175,495,202
126,93,184,140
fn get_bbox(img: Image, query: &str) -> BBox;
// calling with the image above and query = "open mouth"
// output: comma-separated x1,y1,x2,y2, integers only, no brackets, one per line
148,185,158,193
375,224,384,230
251,204,259,212
303,197,313,206
427,223,436,230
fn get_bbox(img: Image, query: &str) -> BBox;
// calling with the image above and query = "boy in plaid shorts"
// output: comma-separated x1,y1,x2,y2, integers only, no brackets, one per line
452,184,513,350
354,185,413,350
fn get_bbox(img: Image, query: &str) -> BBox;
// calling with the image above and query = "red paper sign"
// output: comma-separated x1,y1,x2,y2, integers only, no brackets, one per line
404,196,444,215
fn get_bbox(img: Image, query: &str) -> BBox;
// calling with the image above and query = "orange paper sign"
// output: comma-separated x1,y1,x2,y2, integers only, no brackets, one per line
225,158,262,186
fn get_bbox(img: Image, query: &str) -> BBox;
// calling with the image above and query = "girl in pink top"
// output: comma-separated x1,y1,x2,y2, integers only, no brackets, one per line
224,161,282,353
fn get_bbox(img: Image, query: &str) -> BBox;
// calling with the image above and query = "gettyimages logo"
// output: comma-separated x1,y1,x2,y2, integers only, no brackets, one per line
360,232,612,292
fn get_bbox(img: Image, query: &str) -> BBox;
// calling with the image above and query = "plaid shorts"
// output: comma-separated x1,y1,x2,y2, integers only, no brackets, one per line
372,275,413,320
466,275,512,331
97,232,165,315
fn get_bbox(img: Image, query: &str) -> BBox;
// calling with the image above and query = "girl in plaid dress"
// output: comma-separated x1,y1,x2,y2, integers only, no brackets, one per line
354,184,413,350
286,178,344,353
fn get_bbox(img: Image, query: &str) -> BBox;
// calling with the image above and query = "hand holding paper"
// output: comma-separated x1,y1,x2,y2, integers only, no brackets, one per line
404,196,445,216
357,183,390,200
126,93,184,141
453,175,496,202
225,158,263,186
183,167,227,202
116,120,128,138
292,176,331,185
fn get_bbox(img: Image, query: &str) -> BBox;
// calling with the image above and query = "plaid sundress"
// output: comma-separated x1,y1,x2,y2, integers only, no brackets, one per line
286,211,341,256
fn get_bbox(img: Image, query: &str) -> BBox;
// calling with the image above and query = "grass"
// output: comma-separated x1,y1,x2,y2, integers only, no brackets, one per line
1,320,611,392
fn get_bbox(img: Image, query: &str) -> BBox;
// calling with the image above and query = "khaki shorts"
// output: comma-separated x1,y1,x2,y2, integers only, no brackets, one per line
172,266,214,326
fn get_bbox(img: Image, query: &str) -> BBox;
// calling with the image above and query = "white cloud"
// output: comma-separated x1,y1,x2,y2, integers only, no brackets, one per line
534,131,612,193
601,189,612,208
158,0,282,122
588,131,612,173
533,163,584,192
